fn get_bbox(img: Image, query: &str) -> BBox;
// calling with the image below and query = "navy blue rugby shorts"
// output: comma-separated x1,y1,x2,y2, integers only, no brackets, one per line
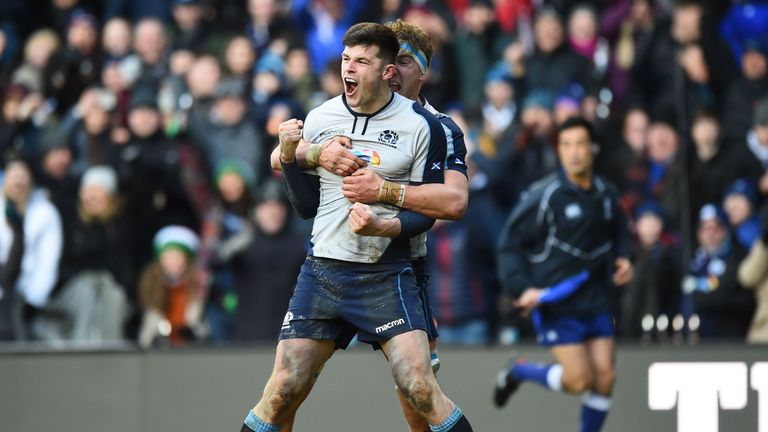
279,256,428,349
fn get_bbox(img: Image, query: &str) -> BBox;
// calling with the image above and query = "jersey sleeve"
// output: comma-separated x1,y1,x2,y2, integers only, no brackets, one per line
440,116,468,178
497,186,549,297
409,102,447,185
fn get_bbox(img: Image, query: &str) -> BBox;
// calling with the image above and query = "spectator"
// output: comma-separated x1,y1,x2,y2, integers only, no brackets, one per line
138,225,206,348
600,0,655,106
185,54,221,121
631,1,700,117
307,57,342,109
426,216,496,345
0,24,20,91
732,98,768,200
36,165,132,342
401,5,459,108
720,2,768,145
0,159,63,340
204,160,256,342
132,18,168,89
683,204,755,339
35,125,79,217
189,79,266,185
688,110,733,218
488,89,558,208
645,118,685,231
99,61,132,144
11,29,61,94
454,0,513,118
249,52,304,135
620,201,681,337
567,3,609,83
283,47,318,113
552,83,584,126
0,83,45,163
508,8,595,112
722,179,761,250
119,87,200,271
481,71,515,139
101,17,132,63
60,87,119,176
171,0,209,52
737,214,768,344
230,178,304,342
223,36,257,91
44,10,102,116
246,0,297,57
721,46,768,146
596,107,648,207
291,0,365,74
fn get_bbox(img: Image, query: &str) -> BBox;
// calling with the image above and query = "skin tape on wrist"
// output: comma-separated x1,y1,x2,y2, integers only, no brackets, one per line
379,180,405,207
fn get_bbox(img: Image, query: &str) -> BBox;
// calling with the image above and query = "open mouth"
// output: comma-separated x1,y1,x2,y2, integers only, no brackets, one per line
344,77,358,96
389,80,401,93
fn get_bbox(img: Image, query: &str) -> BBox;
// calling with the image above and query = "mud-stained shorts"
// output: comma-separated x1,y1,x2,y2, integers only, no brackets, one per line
412,258,439,341
279,256,428,349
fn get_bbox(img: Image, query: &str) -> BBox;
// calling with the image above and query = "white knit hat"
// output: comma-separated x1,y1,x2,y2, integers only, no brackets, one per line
153,225,200,257
80,165,118,195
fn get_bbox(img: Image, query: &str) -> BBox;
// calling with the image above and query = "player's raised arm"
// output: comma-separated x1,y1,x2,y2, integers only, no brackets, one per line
270,129,365,176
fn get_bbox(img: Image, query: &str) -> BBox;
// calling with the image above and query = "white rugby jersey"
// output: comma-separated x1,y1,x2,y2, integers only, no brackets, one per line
409,97,469,260
303,92,446,263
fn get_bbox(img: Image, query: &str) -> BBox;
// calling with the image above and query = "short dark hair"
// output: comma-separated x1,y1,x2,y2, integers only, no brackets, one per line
557,116,597,143
342,22,399,65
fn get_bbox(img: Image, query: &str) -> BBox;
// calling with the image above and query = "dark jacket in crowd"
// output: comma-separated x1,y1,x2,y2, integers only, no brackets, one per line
232,223,305,342
689,239,755,339
58,201,136,300
620,240,682,337
119,133,200,269
516,44,596,106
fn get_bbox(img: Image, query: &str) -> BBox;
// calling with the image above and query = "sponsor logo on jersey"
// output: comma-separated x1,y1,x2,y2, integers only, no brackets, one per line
378,130,399,146
318,129,346,140
565,203,582,220
375,318,405,334
352,148,381,166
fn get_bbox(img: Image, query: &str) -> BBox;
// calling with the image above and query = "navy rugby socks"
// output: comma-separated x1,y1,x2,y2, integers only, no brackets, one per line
429,406,473,431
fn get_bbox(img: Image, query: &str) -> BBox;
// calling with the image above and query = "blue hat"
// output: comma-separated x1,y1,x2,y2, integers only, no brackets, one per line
485,62,513,85
174,0,201,5
699,204,728,226
724,178,758,204
68,9,98,30
635,200,665,222
522,88,555,111
254,52,285,77
555,83,585,109
720,3,768,63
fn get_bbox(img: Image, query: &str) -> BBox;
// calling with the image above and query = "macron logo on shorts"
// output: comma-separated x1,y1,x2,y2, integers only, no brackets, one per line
281,311,293,330
375,318,405,334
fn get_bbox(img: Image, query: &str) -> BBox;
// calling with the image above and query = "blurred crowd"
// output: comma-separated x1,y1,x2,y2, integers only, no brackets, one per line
0,0,767,348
